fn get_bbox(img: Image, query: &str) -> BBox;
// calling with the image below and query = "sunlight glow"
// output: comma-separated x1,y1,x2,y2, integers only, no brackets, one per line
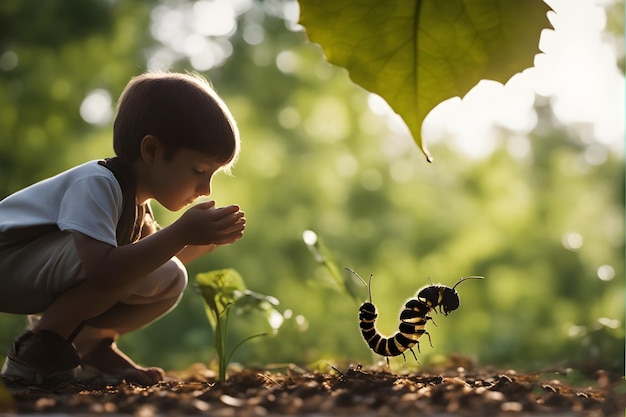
79,89,112,126
305,97,350,142
294,314,308,331
278,106,301,129
192,0,237,37
596,264,615,281
506,135,531,159
561,232,584,251
335,154,358,178
149,0,251,72
302,230,318,246
597,317,620,329
536,0,624,148
420,0,624,159
268,309,284,331
243,22,265,45
276,50,298,74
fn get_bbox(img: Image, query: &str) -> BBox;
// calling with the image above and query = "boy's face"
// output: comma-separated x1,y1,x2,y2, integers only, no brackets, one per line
141,140,222,211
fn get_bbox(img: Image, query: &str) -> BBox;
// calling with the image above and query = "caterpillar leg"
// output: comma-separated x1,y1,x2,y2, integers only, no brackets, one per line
398,347,419,363
425,331,433,348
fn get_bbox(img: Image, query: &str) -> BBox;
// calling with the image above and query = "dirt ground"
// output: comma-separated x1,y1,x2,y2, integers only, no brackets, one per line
1,361,624,416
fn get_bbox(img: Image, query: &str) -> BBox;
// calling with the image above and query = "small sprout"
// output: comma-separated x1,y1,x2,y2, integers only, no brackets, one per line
196,268,283,380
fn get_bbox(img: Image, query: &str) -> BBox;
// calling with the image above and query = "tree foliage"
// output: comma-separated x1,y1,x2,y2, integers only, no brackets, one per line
298,0,552,161
0,0,155,197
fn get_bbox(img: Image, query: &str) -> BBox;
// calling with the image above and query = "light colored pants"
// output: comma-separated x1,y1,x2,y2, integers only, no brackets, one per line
0,231,188,349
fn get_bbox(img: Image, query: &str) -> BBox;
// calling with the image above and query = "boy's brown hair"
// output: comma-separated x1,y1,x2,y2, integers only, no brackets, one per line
113,72,239,171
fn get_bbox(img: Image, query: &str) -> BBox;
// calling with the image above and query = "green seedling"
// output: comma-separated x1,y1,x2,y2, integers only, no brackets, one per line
196,268,281,381
302,229,362,302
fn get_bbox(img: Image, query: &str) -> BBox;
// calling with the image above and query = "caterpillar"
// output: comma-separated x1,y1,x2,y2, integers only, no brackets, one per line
347,268,483,361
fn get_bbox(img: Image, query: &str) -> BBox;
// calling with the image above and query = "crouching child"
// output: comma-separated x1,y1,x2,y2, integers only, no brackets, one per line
0,72,246,386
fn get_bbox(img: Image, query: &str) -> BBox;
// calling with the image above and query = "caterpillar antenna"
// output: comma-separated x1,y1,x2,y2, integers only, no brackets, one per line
452,275,484,290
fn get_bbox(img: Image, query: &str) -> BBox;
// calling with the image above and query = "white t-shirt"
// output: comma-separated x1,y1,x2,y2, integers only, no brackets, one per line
0,161,123,247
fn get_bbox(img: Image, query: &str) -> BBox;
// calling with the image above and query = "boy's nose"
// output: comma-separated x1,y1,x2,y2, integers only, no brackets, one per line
196,179,211,196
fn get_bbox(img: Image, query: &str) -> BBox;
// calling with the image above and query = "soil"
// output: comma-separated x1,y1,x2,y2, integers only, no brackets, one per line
1,360,624,416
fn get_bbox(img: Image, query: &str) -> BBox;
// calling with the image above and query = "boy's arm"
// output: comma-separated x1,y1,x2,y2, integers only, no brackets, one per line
35,226,192,339
73,225,187,297
74,202,244,295
35,203,244,340
175,244,218,264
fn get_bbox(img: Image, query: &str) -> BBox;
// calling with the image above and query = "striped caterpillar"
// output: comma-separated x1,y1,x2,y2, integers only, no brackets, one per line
348,268,483,362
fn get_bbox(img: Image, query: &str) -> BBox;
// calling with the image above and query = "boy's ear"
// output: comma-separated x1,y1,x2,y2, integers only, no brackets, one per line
140,135,161,164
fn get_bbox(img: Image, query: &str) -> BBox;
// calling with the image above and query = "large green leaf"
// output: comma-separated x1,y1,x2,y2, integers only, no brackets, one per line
299,0,552,162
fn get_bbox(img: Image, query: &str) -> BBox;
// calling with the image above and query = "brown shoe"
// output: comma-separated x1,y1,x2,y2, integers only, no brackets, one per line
1,331,80,384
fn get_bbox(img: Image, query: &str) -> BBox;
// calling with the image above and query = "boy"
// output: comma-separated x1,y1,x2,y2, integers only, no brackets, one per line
0,72,246,386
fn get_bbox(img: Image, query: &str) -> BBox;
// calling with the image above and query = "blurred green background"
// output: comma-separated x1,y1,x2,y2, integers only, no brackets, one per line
0,0,623,375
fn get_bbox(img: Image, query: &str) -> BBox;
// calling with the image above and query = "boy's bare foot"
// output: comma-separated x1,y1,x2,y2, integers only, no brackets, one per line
79,339,164,386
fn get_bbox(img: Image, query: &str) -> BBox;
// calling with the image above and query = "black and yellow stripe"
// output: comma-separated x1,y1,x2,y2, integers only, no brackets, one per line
355,273,483,360
358,298,432,358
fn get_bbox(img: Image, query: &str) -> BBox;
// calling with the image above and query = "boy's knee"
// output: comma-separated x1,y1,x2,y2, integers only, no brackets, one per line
161,257,188,299
126,258,188,301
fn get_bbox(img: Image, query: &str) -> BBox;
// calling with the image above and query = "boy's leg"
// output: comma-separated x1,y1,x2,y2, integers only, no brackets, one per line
0,231,85,382
1,232,187,385
0,231,84,314
72,257,187,385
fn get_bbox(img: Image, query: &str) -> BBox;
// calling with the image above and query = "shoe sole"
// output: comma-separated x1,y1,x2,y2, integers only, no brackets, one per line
1,353,77,384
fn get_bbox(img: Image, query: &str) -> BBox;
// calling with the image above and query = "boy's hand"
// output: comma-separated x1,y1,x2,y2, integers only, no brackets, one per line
175,201,245,246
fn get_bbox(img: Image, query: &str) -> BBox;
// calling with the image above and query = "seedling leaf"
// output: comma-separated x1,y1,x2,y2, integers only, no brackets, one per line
197,268,246,328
